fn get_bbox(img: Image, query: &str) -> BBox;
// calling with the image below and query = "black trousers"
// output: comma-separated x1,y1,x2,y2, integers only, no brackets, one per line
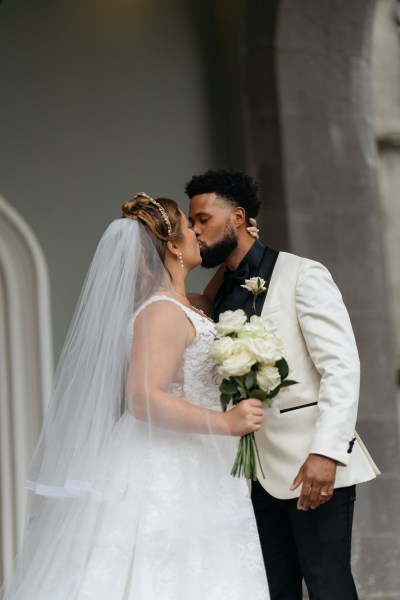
251,481,358,600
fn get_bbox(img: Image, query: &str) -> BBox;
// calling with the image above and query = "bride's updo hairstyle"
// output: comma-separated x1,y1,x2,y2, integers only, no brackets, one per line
122,192,183,262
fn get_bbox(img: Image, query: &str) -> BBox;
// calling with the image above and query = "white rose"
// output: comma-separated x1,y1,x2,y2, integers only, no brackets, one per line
237,315,278,339
242,337,283,363
256,364,281,392
208,336,234,363
268,333,284,357
254,315,278,335
241,277,266,294
215,309,247,336
238,319,268,339
218,349,256,377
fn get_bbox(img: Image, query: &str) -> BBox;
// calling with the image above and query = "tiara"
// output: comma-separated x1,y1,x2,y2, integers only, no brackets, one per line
134,192,173,236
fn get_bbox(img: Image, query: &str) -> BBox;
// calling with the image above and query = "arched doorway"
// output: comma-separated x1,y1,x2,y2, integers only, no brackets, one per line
0,195,53,582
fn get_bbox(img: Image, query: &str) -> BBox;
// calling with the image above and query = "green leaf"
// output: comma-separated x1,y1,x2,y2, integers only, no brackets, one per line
220,393,231,412
244,371,256,390
276,358,289,380
220,380,237,395
249,388,267,401
280,379,298,388
266,386,281,399
239,388,248,399
231,393,241,406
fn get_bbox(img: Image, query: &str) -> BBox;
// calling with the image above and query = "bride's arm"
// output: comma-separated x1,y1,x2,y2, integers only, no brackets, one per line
128,300,262,436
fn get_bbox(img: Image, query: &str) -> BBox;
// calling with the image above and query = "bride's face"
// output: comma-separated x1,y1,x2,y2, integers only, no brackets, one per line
178,212,202,271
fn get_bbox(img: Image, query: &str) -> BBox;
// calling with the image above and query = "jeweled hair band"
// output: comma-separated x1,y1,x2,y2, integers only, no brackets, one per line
135,192,173,236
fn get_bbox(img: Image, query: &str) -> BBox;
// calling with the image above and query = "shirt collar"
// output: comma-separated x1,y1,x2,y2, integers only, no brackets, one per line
228,240,266,277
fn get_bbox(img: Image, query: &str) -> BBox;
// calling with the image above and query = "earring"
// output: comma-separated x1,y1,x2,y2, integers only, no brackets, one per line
179,252,184,268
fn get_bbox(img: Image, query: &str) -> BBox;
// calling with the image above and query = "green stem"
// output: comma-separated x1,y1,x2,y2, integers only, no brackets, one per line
253,435,265,479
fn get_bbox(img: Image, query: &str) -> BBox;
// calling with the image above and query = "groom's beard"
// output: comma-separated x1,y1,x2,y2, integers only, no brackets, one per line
200,223,238,268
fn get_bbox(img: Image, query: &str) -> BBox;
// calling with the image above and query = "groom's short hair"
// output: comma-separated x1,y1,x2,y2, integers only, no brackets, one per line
185,169,261,220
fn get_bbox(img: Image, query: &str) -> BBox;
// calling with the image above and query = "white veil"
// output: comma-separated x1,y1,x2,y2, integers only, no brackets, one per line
0,218,177,598
26,218,172,499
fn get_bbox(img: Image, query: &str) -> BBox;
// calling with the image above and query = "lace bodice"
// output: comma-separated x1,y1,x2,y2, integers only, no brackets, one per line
130,295,221,409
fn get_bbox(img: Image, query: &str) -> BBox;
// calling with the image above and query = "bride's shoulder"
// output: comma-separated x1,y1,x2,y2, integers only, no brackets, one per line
131,295,195,350
136,294,185,315
133,294,190,321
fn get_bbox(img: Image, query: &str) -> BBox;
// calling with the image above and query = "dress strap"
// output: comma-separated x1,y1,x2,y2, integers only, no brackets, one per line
134,294,201,322
128,295,205,352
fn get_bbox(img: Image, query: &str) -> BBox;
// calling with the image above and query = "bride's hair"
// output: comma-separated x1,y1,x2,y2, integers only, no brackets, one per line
122,194,183,262
122,193,184,305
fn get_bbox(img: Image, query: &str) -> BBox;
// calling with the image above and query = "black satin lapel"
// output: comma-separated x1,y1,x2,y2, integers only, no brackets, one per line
244,247,280,317
211,244,279,321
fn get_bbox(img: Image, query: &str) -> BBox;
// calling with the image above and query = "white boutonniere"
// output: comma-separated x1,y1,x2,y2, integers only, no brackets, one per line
241,276,267,310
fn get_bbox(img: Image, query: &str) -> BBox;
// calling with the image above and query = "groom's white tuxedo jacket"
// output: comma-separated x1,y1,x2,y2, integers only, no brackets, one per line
255,251,379,499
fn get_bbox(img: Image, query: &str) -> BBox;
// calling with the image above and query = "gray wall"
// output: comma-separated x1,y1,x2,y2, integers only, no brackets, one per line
372,0,400,374
0,0,243,359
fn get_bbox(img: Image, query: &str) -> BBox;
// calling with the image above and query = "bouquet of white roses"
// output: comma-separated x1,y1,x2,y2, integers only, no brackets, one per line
209,309,297,480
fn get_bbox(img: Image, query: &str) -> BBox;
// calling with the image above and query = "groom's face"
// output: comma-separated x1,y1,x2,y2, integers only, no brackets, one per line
189,193,238,268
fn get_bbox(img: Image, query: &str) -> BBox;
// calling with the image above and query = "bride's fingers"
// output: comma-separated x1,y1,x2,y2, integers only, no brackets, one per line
248,410,262,419
246,398,263,408
246,227,259,239
229,399,264,434
246,218,259,240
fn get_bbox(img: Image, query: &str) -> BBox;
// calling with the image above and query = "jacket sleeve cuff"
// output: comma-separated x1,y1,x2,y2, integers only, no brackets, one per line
308,436,356,467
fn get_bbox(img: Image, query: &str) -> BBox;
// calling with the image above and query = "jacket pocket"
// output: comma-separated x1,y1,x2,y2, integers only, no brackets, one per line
280,401,318,414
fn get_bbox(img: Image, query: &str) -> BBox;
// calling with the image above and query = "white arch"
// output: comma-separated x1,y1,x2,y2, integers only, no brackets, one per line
0,195,53,582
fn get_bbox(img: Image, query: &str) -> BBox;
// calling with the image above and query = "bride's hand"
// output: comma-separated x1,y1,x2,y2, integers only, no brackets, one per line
224,398,263,436
246,218,259,240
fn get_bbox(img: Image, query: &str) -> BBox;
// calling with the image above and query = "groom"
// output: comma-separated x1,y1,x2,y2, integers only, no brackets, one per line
186,169,379,600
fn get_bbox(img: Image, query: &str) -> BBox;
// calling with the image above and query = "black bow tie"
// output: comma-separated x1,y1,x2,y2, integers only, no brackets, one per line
223,263,250,292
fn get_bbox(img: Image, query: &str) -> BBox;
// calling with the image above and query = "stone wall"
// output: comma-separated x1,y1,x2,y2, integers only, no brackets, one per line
243,1,400,597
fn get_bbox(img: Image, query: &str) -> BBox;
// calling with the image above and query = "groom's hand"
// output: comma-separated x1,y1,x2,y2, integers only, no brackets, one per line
290,454,337,511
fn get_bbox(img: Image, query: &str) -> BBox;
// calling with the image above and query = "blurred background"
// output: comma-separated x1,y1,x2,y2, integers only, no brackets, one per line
0,0,399,597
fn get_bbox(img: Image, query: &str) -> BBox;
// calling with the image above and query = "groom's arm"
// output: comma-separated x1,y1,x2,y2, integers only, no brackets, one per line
290,260,360,509
203,264,226,301
187,265,226,316
186,293,213,316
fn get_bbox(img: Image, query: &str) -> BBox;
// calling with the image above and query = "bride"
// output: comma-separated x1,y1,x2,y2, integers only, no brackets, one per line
1,193,269,599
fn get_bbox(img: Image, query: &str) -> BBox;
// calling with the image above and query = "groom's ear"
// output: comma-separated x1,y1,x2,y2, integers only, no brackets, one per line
231,206,246,228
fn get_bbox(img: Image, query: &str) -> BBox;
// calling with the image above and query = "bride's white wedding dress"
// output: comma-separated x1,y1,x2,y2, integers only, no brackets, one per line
3,296,269,600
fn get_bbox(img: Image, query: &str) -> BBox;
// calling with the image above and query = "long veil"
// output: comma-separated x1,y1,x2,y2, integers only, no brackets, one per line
26,218,173,498
0,219,174,597
1,218,269,600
